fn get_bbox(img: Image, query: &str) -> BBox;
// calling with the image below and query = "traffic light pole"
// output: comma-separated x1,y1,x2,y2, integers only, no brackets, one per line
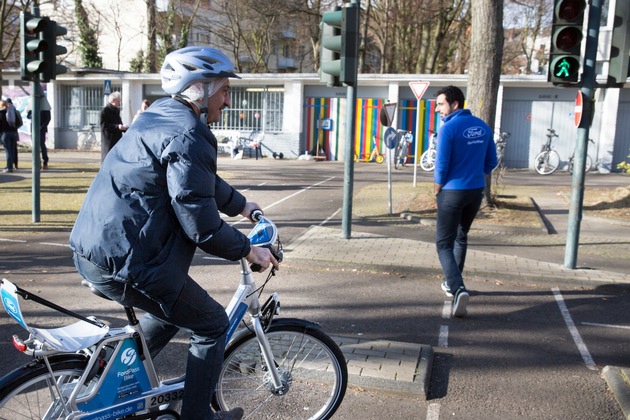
31,79,42,223
341,84,357,239
564,0,602,269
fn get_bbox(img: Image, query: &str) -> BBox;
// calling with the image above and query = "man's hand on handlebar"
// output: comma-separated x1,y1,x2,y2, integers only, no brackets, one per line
246,246,280,273
241,202,263,223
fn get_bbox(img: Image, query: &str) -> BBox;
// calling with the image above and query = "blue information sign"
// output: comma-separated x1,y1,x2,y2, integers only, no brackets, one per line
104,80,112,96
384,127,398,149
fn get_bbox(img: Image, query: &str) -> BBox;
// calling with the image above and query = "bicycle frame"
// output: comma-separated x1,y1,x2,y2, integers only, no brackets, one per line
0,217,288,419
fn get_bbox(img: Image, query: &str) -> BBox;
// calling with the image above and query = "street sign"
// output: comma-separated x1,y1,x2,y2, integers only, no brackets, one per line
409,81,430,100
379,102,397,126
103,80,112,96
384,127,398,149
574,91,583,127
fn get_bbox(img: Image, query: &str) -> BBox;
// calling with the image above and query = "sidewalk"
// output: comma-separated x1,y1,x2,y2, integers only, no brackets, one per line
284,188,630,411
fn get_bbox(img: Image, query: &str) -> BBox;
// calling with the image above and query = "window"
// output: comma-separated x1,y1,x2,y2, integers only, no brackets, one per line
59,85,122,129
213,86,283,132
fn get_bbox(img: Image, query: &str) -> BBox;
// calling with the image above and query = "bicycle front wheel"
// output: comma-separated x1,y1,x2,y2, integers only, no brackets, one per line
534,150,560,175
420,149,436,171
214,323,348,420
0,356,88,419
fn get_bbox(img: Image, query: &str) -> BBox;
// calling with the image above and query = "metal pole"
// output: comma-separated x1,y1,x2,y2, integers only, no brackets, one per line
413,102,420,187
342,84,357,239
30,5,42,223
564,0,601,268
387,144,392,214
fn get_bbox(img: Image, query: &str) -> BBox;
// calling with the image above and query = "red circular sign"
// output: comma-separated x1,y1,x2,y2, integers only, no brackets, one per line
574,91,583,127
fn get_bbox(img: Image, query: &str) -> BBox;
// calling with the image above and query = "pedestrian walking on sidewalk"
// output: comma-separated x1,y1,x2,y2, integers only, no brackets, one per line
433,85,497,317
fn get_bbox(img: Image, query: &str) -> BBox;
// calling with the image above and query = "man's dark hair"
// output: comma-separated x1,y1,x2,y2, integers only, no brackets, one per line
436,85,465,108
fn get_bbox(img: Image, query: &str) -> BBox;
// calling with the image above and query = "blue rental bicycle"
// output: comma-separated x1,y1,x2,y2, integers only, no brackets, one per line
0,213,348,419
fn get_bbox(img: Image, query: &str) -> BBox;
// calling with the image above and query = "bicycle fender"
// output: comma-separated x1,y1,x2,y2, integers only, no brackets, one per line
0,354,88,392
231,318,322,342
268,318,322,330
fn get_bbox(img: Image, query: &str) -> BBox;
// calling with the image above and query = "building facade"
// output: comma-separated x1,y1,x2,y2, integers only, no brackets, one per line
2,70,629,172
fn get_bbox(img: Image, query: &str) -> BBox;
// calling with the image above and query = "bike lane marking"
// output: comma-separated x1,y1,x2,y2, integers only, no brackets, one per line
228,176,336,227
552,287,597,370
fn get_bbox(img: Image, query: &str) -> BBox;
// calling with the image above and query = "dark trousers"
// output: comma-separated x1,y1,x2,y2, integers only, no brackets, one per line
435,188,484,291
73,254,229,419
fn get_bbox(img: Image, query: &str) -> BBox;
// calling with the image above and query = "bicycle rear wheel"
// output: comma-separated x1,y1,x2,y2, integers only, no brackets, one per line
0,356,88,419
534,150,560,175
394,145,406,169
420,149,436,171
214,323,348,420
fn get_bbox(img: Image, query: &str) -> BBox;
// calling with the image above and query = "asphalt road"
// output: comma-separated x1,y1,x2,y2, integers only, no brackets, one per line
0,156,628,419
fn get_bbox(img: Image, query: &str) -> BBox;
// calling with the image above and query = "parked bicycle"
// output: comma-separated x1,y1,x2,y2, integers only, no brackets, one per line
77,124,98,151
394,130,413,169
493,131,510,183
420,129,438,171
0,212,348,419
567,138,595,174
355,134,384,163
534,128,562,175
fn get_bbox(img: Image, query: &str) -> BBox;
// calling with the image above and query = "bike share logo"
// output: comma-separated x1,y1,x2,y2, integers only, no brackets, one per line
121,348,137,366
3,296,17,315
463,126,486,139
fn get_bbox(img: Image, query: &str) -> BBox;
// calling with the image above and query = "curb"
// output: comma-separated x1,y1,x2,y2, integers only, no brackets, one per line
602,365,630,420
332,335,434,399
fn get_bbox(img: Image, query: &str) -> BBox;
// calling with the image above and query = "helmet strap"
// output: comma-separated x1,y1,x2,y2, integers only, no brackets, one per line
199,83,210,126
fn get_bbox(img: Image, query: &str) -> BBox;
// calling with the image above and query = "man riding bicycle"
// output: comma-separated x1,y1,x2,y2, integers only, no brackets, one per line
70,46,279,420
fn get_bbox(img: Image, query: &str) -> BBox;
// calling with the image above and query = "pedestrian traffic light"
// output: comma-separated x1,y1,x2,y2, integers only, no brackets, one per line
608,0,630,85
41,19,68,82
20,12,48,81
319,3,360,87
548,0,586,85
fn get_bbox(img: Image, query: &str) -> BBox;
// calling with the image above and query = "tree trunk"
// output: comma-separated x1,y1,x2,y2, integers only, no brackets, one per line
468,0,504,205
146,0,157,73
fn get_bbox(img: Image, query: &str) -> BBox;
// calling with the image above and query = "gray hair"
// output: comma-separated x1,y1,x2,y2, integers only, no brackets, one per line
108,91,122,103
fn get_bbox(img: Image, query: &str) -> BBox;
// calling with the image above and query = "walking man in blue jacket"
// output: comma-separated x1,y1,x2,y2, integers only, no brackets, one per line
70,47,278,419
433,86,497,317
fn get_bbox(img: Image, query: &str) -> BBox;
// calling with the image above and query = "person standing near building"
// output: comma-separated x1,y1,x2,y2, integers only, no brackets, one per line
132,99,151,124
99,91,127,161
27,95,52,169
433,85,497,317
0,99,22,173
70,46,278,419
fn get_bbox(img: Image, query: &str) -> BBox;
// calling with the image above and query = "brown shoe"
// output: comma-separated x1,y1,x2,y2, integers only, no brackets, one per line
42,163,48,170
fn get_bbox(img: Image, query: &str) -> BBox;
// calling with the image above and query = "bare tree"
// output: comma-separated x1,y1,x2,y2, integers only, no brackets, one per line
1,0,36,98
503,0,551,74
467,0,504,204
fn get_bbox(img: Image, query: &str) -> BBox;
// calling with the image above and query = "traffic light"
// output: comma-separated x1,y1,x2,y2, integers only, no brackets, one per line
20,12,48,81
548,0,586,85
41,19,68,82
319,3,360,87
608,1,630,85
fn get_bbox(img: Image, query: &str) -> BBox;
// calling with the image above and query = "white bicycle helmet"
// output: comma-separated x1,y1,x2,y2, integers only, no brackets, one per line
161,46,240,95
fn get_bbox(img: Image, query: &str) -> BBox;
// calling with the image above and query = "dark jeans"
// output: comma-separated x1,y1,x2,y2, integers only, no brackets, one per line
435,188,484,292
2,131,18,170
40,110,51,165
73,254,229,419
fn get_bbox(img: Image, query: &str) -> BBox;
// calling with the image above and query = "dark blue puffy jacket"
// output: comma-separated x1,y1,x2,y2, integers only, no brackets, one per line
70,97,250,314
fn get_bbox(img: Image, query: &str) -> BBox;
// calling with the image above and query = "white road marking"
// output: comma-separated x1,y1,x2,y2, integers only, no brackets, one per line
582,322,630,330
438,325,449,348
442,301,451,319
230,177,336,227
320,208,341,226
39,242,69,248
552,287,597,370
0,238,27,243
426,402,441,420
